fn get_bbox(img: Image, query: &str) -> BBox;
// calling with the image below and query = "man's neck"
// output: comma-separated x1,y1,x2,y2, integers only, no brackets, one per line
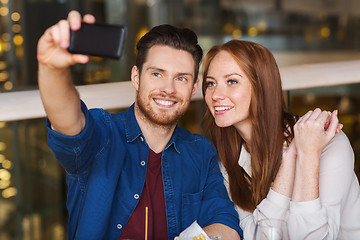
134,104,176,154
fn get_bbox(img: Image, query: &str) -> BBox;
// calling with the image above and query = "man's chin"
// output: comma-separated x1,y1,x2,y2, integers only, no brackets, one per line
149,114,180,127
137,106,179,127
136,95,189,127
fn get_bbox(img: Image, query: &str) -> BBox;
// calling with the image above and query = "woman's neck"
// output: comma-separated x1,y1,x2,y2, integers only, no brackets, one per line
234,121,252,150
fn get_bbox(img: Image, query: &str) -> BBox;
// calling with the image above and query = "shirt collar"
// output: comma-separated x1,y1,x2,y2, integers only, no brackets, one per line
239,145,251,177
124,103,180,154
164,127,181,154
125,104,144,143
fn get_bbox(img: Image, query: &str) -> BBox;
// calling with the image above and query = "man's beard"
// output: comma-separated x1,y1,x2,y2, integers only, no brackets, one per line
136,93,189,127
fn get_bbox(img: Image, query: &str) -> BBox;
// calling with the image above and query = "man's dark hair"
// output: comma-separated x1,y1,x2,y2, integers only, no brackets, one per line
135,24,203,81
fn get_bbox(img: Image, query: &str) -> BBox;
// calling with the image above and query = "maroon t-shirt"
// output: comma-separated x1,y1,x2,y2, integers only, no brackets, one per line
119,149,168,240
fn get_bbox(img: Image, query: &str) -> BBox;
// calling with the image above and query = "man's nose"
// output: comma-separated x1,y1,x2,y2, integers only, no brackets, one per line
160,78,176,94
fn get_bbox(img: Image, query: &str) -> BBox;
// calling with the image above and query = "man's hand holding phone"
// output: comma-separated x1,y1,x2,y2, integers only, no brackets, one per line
38,10,126,70
37,11,109,136
37,11,94,69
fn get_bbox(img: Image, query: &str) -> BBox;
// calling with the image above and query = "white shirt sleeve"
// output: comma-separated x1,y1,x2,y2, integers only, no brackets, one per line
220,131,360,240
287,131,360,240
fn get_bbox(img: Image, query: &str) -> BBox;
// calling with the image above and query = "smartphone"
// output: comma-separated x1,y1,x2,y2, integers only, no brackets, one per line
68,22,127,59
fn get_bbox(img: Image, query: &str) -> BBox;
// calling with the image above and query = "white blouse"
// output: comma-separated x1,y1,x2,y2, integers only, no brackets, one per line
220,131,360,240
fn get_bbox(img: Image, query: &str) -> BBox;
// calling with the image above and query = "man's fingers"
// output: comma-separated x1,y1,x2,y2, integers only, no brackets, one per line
67,10,82,30
83,14,96,23
57,19,70,49
71,54,90,64
47,24,61,46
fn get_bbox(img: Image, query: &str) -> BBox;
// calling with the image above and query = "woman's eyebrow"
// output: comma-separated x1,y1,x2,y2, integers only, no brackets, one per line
224,72,243,78
205,75,215,80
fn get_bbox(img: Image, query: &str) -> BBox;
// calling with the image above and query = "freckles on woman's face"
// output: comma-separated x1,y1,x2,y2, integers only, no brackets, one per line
204,50,252,130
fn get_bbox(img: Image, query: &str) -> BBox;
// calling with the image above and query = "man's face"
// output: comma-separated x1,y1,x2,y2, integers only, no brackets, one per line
132,45,199,127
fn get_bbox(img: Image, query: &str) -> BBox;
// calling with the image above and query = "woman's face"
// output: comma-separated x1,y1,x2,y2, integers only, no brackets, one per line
204,50,252,132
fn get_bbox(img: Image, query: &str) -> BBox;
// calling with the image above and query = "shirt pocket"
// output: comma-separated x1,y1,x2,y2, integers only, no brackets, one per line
181,190,203,228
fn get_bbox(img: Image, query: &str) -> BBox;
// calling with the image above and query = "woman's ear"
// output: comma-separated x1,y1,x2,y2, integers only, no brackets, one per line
131,65,140,91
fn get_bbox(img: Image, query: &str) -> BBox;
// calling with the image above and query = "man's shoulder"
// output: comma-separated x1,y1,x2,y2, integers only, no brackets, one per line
88,106,128,124
175,127,213,146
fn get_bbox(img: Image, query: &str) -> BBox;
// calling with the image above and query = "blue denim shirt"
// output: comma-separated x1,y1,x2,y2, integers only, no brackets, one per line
47,101,241,240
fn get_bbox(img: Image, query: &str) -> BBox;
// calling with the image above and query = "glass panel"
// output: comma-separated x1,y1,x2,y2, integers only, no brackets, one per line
0,119,67,239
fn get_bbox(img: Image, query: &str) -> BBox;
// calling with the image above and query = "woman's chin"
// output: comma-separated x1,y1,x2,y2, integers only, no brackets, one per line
215,120,232,128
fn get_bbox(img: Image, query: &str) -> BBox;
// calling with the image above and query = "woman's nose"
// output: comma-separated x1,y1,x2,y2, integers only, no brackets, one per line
211,85,226,101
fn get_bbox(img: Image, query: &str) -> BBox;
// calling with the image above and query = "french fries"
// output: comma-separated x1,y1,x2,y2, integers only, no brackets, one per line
193,233,206,240
175,233,207,240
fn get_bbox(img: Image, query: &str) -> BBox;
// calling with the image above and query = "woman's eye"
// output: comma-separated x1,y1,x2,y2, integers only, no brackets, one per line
206,81,215,87
228,79,238,85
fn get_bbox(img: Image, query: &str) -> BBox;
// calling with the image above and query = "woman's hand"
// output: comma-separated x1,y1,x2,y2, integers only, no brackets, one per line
294,108,339,160
291,108,340,201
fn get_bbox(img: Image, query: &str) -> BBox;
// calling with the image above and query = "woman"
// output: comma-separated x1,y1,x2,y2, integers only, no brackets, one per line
202,40,360,239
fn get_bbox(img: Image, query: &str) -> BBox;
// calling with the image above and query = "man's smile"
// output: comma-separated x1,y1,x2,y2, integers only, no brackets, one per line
153,98,177,108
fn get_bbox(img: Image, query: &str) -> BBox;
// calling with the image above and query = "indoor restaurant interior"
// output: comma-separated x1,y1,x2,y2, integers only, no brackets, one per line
0,0,359,239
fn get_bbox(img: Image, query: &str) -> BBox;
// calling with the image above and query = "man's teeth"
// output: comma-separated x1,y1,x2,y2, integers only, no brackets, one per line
215,106,233,111
155,99,174,106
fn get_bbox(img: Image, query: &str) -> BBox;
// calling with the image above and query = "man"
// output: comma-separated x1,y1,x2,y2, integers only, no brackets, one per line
37,11,241,239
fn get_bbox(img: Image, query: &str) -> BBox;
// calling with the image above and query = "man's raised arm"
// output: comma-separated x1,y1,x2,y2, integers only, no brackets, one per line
37,11,94,136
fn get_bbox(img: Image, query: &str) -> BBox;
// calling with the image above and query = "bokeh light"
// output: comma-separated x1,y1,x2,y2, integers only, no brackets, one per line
11,12,20,21
2,187,17,198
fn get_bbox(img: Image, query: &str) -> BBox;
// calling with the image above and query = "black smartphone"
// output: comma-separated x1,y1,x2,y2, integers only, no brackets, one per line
68,22,127,59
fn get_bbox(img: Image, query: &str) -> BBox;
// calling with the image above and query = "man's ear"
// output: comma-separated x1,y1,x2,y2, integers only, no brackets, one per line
131,65,140,91
191,78,200,97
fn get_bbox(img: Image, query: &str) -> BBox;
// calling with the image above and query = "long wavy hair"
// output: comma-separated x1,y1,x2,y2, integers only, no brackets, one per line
202,40,296,211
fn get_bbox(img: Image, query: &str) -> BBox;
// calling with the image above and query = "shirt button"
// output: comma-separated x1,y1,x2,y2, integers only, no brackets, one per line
134,194,139,199
117,224,122,229
140,161,146,166
140,136,144,142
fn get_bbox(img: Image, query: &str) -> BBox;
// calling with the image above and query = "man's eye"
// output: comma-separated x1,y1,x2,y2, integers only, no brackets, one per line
177,76,186,82
153,72,161,77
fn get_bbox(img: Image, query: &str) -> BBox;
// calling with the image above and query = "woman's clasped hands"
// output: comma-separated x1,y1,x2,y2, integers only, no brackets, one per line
293,108,342,162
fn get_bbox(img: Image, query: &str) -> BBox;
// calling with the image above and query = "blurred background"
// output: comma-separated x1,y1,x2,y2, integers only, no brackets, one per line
0,0,360,239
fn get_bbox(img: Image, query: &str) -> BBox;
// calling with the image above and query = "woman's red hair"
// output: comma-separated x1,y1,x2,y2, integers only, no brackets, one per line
202,40,296,211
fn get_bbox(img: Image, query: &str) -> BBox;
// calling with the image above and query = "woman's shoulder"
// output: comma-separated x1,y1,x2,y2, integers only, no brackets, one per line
320,130,354,168
324,130,353,153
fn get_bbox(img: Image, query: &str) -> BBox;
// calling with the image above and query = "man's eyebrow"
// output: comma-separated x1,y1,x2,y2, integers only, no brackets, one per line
145,66,194,78
145,66,165,72
177,72,194,78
